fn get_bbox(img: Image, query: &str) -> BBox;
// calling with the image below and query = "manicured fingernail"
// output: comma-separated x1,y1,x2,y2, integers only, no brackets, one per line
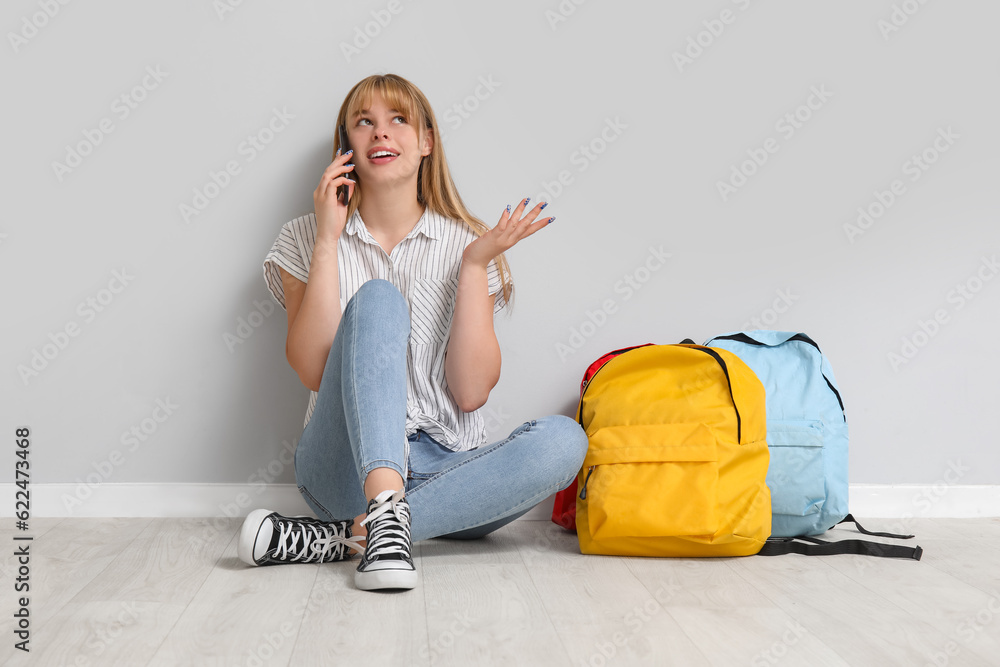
506,204,511,213
345,163,354,168
548,216,555,223
524,197,530,205
540,202,548,210
345,149,354,155
336,148,341,156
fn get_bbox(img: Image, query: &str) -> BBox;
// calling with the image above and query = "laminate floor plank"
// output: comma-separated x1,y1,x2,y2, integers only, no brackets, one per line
0,518,152,664
510,521,712,666
667,606,852,667
819,527,1000,666
0,518,66,600
1,519,242,666
288,555,429,665
71,518,238,605
421,563,568,667
419,522,523,567
421,524,570,667
620,549,848,665
0,517,67,541
624,555,771,610
727,535,995,666
896,519,1000,597
145,527,318,667
10,600,186,667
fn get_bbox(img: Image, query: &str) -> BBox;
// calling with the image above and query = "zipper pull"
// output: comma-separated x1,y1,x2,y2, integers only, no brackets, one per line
579,465,596,499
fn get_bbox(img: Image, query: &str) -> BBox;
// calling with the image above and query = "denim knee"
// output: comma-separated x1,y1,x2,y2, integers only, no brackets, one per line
342,279,410,340
351,278,407,313
537,414,589,479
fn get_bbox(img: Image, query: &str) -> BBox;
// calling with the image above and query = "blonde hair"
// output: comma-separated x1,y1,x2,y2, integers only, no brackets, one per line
332,73,514,312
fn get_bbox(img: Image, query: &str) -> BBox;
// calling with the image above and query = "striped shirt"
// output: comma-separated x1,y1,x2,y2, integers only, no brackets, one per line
262,207,507,452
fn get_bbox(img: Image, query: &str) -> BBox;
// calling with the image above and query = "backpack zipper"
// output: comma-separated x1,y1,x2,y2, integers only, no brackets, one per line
577,344,652,425
709,332,846,420
579,465,596,499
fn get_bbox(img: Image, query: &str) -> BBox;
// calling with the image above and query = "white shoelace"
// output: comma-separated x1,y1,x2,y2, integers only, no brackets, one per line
275,518,365,563
359,489,412,559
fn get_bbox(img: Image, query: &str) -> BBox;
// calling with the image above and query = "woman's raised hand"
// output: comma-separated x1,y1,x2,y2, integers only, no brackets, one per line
313,148,356,242
463,197,554,268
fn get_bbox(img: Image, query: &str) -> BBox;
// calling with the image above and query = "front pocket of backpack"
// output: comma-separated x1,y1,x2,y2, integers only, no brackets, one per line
584,423,720,540
766,420,826,517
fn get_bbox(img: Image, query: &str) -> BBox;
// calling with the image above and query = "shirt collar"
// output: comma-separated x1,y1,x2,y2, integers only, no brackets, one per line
344,206,443,242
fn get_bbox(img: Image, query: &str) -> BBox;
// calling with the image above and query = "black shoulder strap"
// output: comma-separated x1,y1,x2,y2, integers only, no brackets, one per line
838,513,914,539
758,535,922,560
758,514,921,559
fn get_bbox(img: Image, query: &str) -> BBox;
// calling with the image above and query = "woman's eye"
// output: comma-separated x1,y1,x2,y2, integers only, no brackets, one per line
357,116,406,126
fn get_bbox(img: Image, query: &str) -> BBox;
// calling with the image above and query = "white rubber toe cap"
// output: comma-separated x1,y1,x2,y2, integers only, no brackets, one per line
237,509,276,566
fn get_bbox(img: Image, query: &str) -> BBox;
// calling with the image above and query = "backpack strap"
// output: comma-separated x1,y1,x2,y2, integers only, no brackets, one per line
837,513,914,539
758,535,922,560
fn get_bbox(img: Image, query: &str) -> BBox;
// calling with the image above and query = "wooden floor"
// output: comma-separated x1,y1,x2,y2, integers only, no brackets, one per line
1,517,998,666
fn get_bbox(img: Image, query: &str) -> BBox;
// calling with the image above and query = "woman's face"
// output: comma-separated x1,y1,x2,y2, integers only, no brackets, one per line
347,92,431,193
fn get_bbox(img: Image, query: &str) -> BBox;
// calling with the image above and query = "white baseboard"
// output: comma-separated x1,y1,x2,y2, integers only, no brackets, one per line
847,484,1000,519
3,483,999,519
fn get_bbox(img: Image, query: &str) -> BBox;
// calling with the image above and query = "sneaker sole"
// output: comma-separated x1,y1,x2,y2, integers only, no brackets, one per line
237,508,275,566
355,567,418,591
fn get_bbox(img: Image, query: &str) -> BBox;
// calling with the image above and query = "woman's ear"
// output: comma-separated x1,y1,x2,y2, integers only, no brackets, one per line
421,125,434,157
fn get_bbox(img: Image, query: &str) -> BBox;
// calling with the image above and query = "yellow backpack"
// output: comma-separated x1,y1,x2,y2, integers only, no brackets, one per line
574,342,771,557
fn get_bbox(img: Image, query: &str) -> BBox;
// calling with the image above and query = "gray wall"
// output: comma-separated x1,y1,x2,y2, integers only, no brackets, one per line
4,1,998,493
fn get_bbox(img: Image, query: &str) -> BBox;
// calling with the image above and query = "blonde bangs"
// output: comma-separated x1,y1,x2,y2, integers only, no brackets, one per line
345,78,424,132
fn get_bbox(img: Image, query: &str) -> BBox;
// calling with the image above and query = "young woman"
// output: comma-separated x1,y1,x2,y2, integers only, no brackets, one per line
237,73,589,591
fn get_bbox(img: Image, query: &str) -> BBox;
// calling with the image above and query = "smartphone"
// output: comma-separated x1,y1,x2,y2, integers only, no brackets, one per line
337,124,351,205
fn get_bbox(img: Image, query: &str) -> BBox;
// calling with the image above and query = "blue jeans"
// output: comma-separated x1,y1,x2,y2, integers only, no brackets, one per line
294,279,589,542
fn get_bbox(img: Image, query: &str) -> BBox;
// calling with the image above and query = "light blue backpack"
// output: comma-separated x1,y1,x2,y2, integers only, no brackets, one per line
705,331,849,537
704,331,921,559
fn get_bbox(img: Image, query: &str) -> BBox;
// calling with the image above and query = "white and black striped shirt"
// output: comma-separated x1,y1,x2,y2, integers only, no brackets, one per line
262,207,507,452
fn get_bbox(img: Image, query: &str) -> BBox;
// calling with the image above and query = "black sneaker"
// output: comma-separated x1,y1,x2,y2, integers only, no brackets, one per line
355,489,418,590
237,509,363,566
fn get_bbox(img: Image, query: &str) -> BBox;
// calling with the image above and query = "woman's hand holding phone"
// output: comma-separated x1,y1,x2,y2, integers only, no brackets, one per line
313,147,355,243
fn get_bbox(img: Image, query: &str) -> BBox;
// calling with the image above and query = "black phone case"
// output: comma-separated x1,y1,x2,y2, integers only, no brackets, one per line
337,124,350,205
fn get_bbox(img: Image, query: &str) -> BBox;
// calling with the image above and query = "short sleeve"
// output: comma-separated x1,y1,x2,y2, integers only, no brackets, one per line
262,220,310,311
486,258,509,316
